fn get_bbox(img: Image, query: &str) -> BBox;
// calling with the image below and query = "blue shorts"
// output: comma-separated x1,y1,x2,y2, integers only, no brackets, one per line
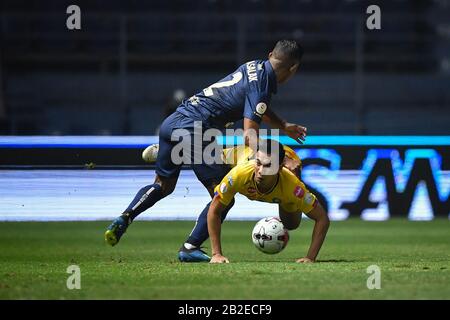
156,111,230,189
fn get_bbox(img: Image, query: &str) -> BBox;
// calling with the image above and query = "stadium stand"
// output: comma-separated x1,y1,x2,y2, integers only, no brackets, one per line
0,0,449,135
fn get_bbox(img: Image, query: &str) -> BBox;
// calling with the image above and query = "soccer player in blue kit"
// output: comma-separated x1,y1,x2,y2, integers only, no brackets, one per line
105,40,308,262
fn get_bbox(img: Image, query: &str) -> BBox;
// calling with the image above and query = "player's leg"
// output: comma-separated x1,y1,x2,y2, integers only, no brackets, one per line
105,173,178,246
180,197,235,257
178,195,235,262
178,158,233,262
105,113,184,246
278,206,302,230
122,173,177,222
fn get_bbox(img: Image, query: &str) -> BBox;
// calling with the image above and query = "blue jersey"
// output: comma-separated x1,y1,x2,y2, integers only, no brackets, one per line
176,60,277,129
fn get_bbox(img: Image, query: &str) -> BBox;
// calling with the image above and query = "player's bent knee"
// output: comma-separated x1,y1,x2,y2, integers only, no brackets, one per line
279,212,302,230
284,220,300,231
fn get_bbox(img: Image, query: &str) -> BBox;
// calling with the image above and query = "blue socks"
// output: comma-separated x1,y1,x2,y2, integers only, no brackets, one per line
124,184,164,222
123,183,235,249
186,199,235,248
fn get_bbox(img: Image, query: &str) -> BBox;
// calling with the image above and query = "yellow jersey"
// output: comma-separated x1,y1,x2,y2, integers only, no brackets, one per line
214,159,317,214
222,145,302,168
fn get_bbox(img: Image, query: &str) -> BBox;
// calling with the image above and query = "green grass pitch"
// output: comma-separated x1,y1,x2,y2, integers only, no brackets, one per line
0,219,449,299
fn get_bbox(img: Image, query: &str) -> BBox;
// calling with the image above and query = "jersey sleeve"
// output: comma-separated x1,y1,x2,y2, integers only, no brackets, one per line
214,168,239,206
243,76,271,124
298,190,318,214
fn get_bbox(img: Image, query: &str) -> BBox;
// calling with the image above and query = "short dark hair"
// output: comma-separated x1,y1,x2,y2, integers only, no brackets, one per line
273,40,304,63
257,139,286,165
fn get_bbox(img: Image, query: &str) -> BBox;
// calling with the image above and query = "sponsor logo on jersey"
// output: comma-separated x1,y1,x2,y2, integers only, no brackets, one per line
255,102,267,116
228,176,233,186
220,182,228,193
294,186,304,198
305,192,314,205
188,95,200,106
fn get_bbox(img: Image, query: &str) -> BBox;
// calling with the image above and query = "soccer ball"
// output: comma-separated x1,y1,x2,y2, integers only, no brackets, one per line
142,144,159,163
251,217,289,254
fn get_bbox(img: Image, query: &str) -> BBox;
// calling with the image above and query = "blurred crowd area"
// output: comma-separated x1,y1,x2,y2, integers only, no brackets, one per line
0,0,449,135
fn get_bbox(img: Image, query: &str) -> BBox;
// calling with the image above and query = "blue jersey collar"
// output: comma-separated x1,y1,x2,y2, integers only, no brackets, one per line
264,60,278,94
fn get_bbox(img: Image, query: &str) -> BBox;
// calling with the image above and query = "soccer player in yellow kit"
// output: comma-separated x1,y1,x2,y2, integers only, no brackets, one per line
208,139,330,264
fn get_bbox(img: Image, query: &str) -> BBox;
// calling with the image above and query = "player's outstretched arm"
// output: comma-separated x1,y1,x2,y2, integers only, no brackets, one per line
262,109,307,144
243,118,260,149
207,195,230,263
297,201,330,263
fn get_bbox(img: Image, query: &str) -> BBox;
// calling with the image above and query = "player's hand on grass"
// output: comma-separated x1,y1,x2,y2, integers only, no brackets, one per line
296,257,314,264
210,254,230,264
283,123,307,144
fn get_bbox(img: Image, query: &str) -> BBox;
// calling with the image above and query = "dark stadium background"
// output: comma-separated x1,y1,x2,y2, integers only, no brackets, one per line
0,0,449,136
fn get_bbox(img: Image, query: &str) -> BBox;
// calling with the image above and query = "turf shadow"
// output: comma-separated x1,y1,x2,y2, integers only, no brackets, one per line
316,259,356,263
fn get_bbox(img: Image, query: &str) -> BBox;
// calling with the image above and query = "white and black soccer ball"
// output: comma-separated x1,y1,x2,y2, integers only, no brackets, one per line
251,217,289,254
142,144,159,163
